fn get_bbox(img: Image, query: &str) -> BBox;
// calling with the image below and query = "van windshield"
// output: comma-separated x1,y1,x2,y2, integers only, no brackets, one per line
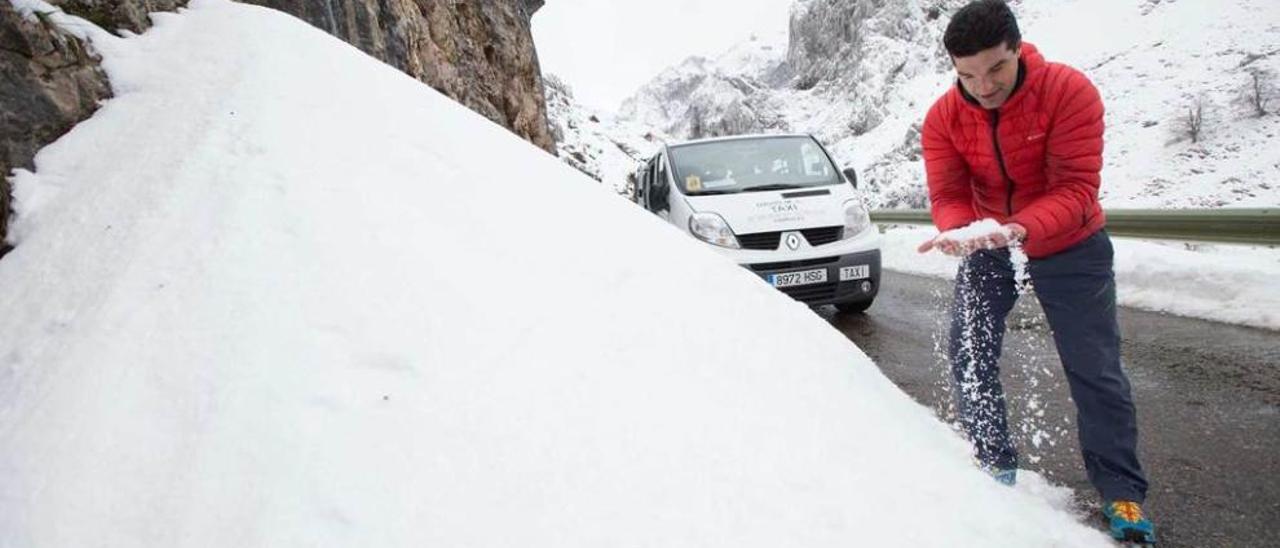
667,136,840,196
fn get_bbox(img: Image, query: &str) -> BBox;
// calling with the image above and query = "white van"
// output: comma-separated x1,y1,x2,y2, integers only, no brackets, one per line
633,134,881,313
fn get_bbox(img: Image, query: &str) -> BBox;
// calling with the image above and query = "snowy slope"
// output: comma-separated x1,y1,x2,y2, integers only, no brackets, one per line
617,0,1280,210
544,73,667,196
0,1,1112,546
1021,0,1280,207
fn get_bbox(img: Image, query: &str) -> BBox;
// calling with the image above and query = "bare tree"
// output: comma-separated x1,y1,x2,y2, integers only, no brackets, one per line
1249,70,1271,117
1184,98,1204,144
688,106,706,140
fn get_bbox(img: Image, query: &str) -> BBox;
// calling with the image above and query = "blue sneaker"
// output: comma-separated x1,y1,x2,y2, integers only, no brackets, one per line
991,468,1017,486
1102,501,1157,544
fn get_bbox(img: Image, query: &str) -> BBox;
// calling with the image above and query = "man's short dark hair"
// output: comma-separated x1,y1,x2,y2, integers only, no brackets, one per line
944,0,1021,58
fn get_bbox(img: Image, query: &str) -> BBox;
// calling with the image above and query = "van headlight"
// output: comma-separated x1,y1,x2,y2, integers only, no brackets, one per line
689,212,741,249
843,199,871,237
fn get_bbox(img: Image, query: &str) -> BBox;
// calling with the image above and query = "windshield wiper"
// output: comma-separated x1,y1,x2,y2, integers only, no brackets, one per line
690,189,742,195
741,183,804,192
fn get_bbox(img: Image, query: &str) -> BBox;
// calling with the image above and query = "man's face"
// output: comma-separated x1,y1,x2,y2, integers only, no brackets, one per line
953,43,1021,109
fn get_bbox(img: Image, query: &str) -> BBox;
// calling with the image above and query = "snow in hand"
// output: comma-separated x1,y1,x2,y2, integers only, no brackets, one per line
932,219,1031,293
938,219,1010,242
0,1,1111,546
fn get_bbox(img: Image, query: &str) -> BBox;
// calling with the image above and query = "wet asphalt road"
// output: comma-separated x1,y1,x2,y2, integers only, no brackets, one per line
816,270,1279,548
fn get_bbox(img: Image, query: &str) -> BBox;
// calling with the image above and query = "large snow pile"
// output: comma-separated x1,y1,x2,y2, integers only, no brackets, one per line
614,0,1280,210
0,0,1111,546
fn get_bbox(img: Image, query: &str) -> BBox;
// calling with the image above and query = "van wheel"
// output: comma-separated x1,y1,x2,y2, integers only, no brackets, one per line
835,299,873,314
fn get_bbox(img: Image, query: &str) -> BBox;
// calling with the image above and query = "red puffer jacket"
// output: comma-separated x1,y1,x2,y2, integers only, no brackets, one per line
922,42,1106,259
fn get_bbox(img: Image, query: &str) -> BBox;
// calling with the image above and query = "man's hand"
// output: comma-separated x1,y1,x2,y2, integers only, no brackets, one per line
918,223,1027,256
917,236,965,256
968,223,1026,250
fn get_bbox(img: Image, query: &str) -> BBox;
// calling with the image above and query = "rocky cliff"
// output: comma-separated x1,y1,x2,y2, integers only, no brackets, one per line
0,0,187,251
242,0,555,153
787,0,956,134
49,0,188,33
3,0,557,251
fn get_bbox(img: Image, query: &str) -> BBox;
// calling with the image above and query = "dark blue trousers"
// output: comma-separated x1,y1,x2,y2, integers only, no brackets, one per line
948,230,1149,502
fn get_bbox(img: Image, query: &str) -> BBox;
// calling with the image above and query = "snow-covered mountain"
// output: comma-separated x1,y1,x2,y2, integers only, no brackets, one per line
610,0,1280,209
547,33,798,195
619,33,794,139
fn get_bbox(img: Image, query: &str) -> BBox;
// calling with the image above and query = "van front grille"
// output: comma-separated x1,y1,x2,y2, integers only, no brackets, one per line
736,226,843,250
802,226,843,246
749,256,839,272
778,281,838,303
737,231,782,250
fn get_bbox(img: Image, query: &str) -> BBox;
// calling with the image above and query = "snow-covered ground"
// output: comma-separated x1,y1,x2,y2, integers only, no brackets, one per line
1017,0,1280,208
0,0,1112,546
884,226,1280,331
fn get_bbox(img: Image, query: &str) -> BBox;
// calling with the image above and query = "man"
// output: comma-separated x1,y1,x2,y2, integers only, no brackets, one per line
916,1,1156,543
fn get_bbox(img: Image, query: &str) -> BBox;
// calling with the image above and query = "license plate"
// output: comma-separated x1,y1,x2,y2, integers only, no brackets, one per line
840,265,870,281
769,268,827,288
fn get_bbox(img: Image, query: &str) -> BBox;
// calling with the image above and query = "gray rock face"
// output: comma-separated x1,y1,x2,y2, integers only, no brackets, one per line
242,0,555,152
786,0,958,135
0,1,187,248
51,0,187,34
521,0,544,16
787,0,947,84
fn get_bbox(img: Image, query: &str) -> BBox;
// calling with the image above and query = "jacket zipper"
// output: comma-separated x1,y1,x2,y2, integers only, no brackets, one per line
989,110,1015,216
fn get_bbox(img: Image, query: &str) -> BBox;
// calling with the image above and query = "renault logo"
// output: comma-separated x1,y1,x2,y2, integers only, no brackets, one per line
785,232,802,250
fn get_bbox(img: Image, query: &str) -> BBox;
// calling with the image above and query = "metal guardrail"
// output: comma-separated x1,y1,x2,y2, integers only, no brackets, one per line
870,209,1280,246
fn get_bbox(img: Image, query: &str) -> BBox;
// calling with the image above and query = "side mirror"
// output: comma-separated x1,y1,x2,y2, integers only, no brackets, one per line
842,167,859,188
